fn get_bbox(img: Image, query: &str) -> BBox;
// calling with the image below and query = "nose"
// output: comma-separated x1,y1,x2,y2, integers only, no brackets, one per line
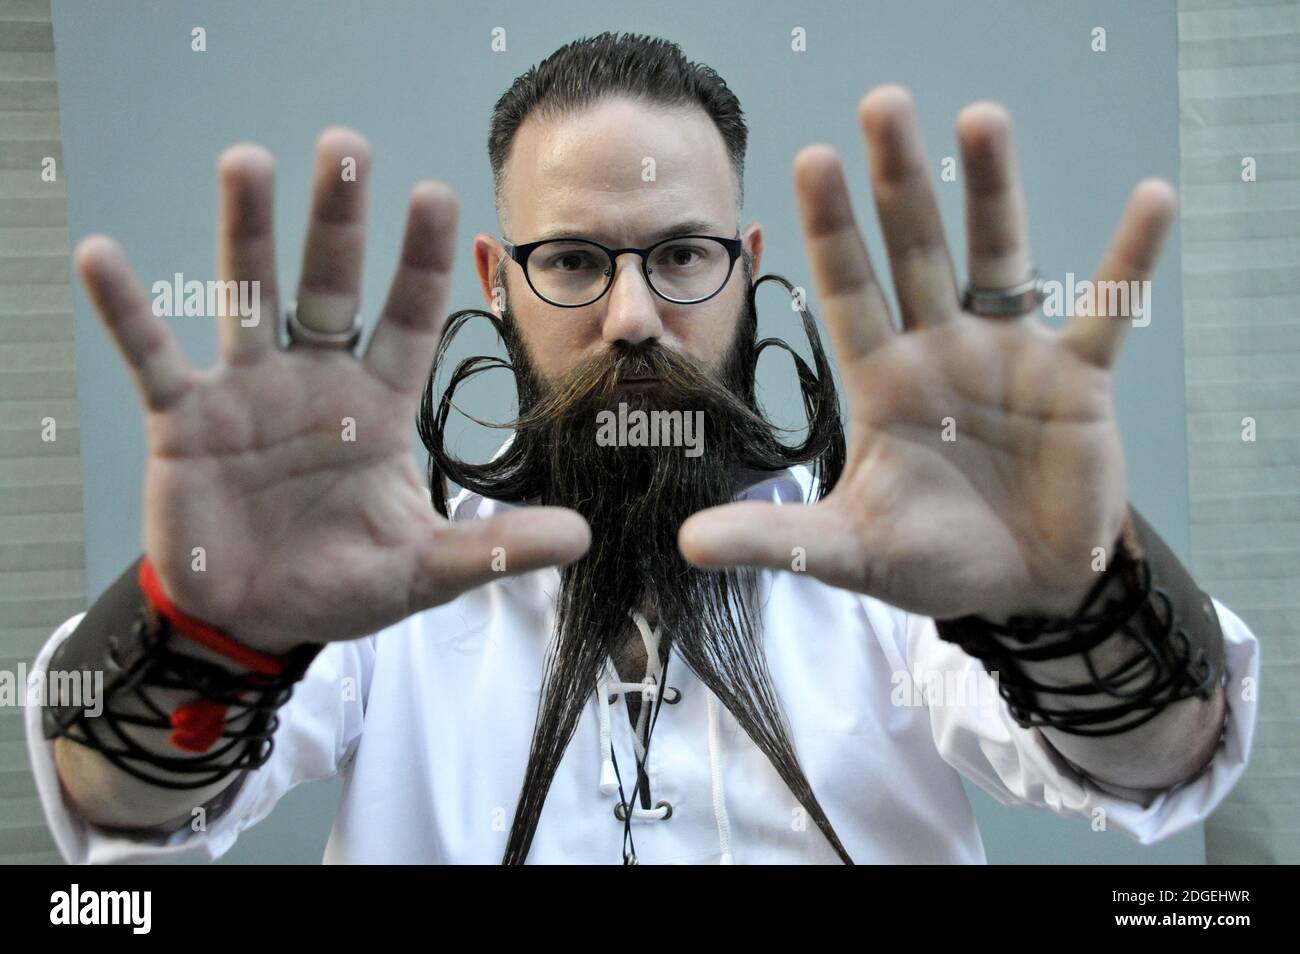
599,253,663,347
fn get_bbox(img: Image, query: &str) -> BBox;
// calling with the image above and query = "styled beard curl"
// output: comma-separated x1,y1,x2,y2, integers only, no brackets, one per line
420,270,845,517
417,270,852,865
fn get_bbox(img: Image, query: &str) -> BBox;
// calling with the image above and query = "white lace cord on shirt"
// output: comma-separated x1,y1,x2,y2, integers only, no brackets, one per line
594,611,734,862
596,663,619,795
599,668,670,800
706,690,734,865
597,612,672,820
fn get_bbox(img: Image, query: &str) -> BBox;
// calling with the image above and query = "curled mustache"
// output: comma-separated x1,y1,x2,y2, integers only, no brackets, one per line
514,338,753,427
419,273,846,518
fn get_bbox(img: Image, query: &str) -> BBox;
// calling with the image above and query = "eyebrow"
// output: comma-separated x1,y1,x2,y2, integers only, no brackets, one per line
528,218,729,246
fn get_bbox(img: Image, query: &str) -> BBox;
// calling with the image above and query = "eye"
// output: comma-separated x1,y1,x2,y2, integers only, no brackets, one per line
545,250,600,272
661,244,703,268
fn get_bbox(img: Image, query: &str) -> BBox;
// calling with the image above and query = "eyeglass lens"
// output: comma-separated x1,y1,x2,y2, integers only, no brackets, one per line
526,238,731,305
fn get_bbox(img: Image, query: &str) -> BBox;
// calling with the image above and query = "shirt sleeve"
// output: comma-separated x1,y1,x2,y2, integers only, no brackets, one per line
24,612,378,864
905,597,1260,845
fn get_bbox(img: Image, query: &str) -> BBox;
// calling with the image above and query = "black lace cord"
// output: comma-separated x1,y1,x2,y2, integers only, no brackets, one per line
983,634,1210,736
609,740,637,865
61,677,285,789
613,682,664,865
104,618,285,755
1015,589,1218,735
59,691,279,791
50,608,315,790
998,607,1219,737
612,656,673,865
944,553,1220,738
113,647,283,741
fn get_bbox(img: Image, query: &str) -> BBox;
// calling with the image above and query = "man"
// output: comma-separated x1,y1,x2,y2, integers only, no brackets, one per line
27,33,1258,864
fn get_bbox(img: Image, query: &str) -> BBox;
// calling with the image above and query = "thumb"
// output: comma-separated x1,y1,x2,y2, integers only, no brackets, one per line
679,501,841,576
421,506,591,600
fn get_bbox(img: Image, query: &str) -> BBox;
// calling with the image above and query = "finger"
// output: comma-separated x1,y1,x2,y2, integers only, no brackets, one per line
956,101,1034,297
793,144,895,368
679,501,867,592
1061,178,1177,368
860,85,960,330
420,507,591,599
216,143,280,361
362,181,459,393
294,127,372,335
74,235,193,412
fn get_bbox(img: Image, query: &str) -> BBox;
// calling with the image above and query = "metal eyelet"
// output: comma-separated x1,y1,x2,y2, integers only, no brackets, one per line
613,800,674,822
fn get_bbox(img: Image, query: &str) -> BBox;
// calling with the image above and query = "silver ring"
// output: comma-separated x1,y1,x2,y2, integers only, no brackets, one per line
961,269,1045,318
285,299,363,352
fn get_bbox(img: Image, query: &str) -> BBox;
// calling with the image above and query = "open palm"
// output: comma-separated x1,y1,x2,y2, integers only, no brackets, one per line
76,129,589,654
681,86,1175,621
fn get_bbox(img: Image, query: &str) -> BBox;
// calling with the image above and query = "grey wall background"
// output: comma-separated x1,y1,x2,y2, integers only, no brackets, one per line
1177,0,1299,863
49,0,1200,863
0,0,84,865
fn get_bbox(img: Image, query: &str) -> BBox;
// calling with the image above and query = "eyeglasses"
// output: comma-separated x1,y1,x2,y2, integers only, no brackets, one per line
501,234,744,308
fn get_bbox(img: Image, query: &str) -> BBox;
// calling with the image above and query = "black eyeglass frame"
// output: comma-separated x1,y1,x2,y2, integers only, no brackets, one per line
501,234,745,308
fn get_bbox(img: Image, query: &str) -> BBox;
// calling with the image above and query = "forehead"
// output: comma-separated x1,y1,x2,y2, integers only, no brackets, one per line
502,96,737,244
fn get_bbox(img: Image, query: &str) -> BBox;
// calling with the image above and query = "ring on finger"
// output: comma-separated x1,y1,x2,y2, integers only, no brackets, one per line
285,299,363,353
961,268,1045,318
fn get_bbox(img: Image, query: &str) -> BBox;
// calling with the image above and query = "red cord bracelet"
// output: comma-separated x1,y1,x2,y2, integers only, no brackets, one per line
138,557,290,752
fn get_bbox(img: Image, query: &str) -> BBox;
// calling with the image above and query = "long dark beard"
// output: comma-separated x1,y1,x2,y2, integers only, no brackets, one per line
418,271,852,864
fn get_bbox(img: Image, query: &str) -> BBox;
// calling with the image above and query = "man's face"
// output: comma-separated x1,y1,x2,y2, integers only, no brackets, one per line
474,96,764,384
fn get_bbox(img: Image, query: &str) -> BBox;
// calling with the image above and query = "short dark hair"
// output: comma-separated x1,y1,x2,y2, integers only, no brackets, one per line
488,32,748,225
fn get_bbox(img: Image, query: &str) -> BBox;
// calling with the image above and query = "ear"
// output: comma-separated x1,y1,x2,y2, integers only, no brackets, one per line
474,232,506,315
742,222,764,277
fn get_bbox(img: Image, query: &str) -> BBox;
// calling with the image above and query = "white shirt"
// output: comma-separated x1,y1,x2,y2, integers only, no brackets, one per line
25,467,1261,864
